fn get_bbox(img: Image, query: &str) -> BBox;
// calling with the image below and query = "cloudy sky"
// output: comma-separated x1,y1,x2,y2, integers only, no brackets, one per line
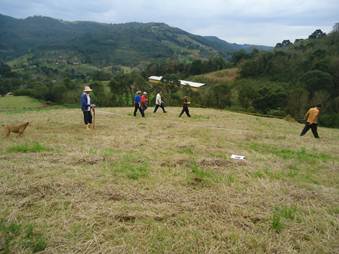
0,0,338,46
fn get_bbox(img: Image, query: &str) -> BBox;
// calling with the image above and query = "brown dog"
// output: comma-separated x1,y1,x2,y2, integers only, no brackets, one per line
4,122,30,137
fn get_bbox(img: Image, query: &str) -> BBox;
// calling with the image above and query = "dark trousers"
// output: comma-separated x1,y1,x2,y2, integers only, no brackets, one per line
179,106,191,117
134,104,145,117
83,110,92,124
153,104,166,113
300,123,319,138
141,104,148,111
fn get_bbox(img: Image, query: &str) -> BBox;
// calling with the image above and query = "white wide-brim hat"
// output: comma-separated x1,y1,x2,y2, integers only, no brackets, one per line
84,86,93,92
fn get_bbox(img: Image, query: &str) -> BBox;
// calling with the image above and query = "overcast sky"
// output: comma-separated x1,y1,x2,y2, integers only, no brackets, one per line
0,0,338,46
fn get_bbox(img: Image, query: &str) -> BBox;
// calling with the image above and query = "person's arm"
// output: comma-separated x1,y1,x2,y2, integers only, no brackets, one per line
314,110,320,122
80,94,87,109
304,109,310,121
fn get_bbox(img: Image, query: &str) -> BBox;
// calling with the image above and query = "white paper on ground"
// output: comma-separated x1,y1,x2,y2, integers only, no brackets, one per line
231,154,246,160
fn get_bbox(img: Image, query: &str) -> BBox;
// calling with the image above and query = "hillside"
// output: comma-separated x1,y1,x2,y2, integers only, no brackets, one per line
190,67,239,84
0,14,271,66
234,30,339,126
0,102,338,253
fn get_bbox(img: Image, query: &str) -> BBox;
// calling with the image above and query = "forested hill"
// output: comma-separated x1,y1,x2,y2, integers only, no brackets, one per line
0,14,271,66
232,28,339,127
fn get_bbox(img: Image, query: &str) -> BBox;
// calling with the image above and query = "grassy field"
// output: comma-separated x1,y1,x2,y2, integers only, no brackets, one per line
0,96,45,114
0,105,338,253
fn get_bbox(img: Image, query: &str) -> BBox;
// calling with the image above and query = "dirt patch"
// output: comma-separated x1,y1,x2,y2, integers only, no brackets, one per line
199,158,232,168
94,190,126,201
114,212,177,222
71,156,115,165
160,158,191,168
115,214,137,222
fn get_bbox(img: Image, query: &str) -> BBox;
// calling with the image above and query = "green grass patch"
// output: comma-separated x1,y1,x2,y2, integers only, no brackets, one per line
109,155,150,180
191,114,210,120
178,146,194,155
271,206,298,233
187,162,219,186
0,220,47,253
328,206,339,215
249,143,333,162
102,148,114,157
251,167,321,186
0,96,44,112
7,143,48,153
252,170,266,178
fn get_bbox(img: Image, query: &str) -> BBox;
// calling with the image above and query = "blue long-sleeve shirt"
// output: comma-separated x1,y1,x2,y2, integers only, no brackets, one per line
134,95,141,104
80,93,91,111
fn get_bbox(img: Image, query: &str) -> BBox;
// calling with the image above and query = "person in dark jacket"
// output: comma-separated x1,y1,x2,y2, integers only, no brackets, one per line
133,91,145,117
179,96,191,117
80,85,95,129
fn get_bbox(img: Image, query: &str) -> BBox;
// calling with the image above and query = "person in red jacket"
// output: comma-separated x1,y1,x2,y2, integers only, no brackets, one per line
141,92,148,111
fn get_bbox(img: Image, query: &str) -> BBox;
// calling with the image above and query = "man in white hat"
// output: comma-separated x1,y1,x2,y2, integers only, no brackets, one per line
80,85,94,129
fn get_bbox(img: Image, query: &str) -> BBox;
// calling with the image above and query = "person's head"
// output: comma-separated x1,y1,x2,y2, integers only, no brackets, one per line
83,85,92,94
143,92,147,95
184,96,188,99
316,104,322,109
136,91,141,95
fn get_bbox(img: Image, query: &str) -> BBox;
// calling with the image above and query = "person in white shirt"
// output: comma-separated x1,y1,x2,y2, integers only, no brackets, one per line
153,91,167,113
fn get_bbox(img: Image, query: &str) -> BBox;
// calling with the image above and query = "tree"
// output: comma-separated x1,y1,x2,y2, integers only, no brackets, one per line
286,87,309,120
252,86,287,114
238,82,258,109
190,60,203,75
309,29,326,39
207,84,231,108
275,40,292,48
109,72,150,106
0,61,12,77
300,70,334,94
231,50,251,64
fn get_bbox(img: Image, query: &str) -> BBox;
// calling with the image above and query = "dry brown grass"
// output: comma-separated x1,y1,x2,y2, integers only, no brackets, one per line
191,68,239,84
0,106,338,253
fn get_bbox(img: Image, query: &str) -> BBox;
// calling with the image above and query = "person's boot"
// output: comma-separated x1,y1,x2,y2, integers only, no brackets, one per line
86,124,90,130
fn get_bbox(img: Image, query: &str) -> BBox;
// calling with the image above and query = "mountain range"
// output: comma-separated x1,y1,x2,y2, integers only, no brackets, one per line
0,14,271,67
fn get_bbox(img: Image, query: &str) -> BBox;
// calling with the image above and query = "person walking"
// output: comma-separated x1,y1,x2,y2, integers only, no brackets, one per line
179,96,191,117
141,92,148,111
80,85,95,130
153,91,167,113
133,91,145,117
300,104,321,138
